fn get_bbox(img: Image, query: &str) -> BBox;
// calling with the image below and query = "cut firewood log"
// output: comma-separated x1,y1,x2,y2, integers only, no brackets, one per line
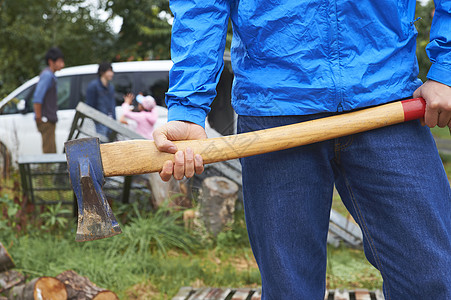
200,176,239,236
0,243,14,272
56,270,118,300
8,277,67,300
0,270,25,293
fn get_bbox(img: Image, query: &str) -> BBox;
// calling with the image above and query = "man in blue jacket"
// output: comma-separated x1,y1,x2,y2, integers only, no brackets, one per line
86,62,116,141
154,1,451,298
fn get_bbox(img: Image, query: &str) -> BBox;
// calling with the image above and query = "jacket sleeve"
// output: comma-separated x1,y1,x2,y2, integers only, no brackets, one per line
426,0,451,86
166,0,231,128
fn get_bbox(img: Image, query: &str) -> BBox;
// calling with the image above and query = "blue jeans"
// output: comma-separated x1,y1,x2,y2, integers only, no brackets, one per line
238,114,451,300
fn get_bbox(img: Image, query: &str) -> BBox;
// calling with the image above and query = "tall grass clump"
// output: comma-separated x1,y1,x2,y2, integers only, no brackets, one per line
109,202,200,256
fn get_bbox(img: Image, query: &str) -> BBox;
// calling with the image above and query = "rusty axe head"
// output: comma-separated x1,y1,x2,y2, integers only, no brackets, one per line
65,137,122,242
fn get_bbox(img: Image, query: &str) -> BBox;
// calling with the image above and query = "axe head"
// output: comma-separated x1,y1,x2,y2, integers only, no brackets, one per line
65,137,122,242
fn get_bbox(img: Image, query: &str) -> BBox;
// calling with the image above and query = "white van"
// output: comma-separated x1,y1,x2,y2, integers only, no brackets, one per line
0,60,234,175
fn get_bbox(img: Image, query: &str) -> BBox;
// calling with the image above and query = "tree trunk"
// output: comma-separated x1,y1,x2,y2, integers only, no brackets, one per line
0,243,14,272
0,270,24,293
200,176,239,236
8,277,67,300
56,270,118,300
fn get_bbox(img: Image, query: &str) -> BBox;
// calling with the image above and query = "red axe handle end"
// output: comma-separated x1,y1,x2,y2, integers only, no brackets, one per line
401,97,426,122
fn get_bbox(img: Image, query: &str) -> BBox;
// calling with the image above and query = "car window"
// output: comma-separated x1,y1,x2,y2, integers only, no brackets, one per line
57,76,72,110
79,73,134,107
134,71,169,107
112,73,133,105
0,85,35,115
1,98,21,115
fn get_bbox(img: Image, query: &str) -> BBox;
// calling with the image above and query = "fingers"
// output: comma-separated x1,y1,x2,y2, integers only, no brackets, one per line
424,100,451,128
173,151,186,180
415,80,451,128
159,148,204,182
184,148,195,178
438,111,451,128
159,160,174,182
195,154,204,175
413,86,421,99
424,105,440,128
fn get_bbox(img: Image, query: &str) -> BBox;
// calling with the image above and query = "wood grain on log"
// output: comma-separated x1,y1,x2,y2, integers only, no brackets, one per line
56,270,118,300
9,277,67,300
0,270,25,293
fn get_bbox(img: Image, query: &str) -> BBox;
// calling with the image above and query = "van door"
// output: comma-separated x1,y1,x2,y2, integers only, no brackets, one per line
0,75,76,160
55,75,78,148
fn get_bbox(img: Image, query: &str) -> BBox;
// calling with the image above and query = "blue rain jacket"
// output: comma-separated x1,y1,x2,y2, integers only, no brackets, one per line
166,0,451,128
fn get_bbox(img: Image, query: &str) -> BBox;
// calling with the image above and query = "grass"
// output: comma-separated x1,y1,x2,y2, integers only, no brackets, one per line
430,126,451,139
2,218,380,299
327,246,382,290
1,197,382,299
1,220,260,299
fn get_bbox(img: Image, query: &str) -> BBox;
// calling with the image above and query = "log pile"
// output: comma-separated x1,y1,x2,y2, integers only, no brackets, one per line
0,243,118,300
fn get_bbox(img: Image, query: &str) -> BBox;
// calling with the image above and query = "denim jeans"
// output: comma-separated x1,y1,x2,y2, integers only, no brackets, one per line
238,114,451,300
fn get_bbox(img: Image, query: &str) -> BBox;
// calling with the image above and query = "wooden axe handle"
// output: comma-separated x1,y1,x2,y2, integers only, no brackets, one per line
100,98,425,177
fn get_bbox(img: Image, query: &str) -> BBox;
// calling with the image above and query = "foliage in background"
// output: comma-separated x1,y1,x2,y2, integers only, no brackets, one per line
102,0,172,61
0,0,116,97
415,0,435,82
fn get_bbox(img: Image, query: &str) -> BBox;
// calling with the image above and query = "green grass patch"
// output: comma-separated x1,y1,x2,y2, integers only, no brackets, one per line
327,246,382,290
431,126,451,139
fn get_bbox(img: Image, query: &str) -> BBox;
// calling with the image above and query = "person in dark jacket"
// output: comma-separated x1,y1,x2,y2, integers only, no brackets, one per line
154,1,451,298
33,47,65,153
85,62,116,141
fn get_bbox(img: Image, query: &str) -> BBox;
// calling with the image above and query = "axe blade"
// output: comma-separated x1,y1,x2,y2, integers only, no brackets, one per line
65,138,122,242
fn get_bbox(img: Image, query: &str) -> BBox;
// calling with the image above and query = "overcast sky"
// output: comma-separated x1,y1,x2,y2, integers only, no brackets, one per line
80,0,122,33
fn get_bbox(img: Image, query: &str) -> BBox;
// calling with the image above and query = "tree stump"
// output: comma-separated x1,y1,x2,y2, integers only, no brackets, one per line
56,270,118,300
200,176,239,236
147,173,192,209
0,242,14,272
8,277,67,300
0,270,25,293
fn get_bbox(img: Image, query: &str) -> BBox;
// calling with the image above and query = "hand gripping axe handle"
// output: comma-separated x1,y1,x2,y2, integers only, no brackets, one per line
65,98,425,242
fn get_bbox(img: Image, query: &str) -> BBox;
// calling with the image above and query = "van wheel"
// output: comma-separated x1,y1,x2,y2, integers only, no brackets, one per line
0,142,11,179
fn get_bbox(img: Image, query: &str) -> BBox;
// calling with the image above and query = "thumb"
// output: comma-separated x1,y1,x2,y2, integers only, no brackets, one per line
153,127,177,154
413,86,422,99
412,86,426,125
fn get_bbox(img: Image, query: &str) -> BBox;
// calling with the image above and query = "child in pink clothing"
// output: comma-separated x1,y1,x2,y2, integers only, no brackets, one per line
120,94,158,139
